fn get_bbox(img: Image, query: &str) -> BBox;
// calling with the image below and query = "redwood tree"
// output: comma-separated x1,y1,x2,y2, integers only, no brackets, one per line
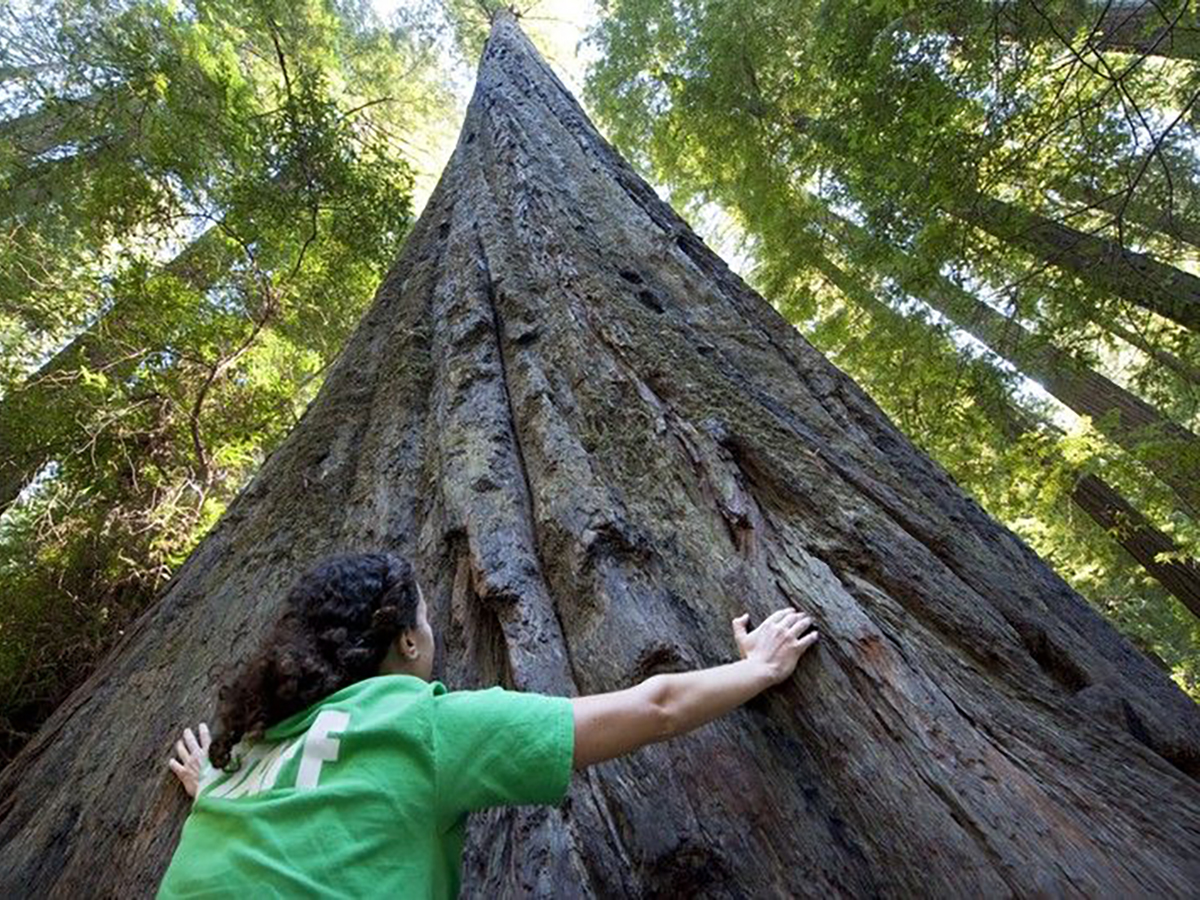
1,13,1198,897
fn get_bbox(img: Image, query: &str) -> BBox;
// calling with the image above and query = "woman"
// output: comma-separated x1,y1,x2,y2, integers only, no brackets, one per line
159,551,819,897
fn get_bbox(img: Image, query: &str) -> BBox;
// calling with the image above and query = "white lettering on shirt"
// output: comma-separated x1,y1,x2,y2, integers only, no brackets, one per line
295,709,351,791
223,735,304,799
206,744,273,799
200,709,351,799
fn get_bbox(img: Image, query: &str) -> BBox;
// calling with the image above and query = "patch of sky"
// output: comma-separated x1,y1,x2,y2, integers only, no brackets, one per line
3,460,59,524
891,271,1075,427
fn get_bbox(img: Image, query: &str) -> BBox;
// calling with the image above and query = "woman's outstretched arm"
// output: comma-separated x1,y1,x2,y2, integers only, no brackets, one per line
571,608,818,769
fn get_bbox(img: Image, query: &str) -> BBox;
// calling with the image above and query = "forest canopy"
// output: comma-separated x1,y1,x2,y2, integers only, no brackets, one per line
0,0,454,765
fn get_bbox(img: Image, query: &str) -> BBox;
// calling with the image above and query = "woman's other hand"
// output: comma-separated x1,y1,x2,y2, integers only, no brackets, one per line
168,723,211,800
732,608,819,685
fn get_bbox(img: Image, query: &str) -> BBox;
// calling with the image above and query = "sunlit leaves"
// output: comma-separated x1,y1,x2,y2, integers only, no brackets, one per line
0,0,444,763
588,0,1200,696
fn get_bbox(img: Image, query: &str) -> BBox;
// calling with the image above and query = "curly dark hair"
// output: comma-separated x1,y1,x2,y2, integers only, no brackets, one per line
209,552,420,770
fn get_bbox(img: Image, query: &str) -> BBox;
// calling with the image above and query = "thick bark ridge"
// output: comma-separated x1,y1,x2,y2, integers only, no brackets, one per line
2,14,1199,898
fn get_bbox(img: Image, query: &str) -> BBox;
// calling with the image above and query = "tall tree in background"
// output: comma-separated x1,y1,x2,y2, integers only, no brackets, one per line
0,0,452,767
587,0,1200,691
2,13,1199,895
811,246,1200,621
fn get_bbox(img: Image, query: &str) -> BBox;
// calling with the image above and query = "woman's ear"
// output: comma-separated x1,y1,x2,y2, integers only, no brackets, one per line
399,629,420,660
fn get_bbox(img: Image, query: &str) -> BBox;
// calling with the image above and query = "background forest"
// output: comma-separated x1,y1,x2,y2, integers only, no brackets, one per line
1,0,1197,770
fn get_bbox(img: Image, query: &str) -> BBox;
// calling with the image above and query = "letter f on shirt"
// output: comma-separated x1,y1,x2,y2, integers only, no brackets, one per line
296,710,351,790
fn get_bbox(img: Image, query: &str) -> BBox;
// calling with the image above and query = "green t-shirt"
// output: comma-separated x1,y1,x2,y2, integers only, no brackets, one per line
157,675,575,899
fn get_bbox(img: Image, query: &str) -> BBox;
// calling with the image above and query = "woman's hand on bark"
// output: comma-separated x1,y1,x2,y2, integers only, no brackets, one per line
732,608,819,685
168,722,211,800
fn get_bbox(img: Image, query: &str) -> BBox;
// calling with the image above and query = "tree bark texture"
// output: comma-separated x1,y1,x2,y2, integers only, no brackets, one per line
2,14,1199,898
814,251,1200,620
819,202,1200,519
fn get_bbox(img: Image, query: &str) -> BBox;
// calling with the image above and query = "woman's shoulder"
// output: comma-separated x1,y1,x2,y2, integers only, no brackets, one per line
263,675,446,741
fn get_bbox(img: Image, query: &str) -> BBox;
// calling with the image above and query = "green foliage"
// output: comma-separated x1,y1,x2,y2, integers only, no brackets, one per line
0,0,453,766
587,0,1200,697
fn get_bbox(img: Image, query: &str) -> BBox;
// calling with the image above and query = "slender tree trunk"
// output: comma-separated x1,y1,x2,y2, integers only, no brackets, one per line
0,131,132,224
992,404,1200,623
1101,318,1200,388
2,14,1198,897
1071,472,1200,616
0,93,103,160
1053,180,1200,251
1000,0,1200,62
1089,1,1200,59
818,201,1200,518
0,226,229,513
959,194,1200,334
790,114,1200,333
816,252,1200,619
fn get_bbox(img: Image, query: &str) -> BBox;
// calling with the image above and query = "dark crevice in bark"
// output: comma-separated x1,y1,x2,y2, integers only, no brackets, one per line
448,533,514,690
578,767,638,896
1010,621,1092,693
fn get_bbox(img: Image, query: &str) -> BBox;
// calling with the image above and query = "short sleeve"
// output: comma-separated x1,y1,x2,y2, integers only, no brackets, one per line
432,687,574,826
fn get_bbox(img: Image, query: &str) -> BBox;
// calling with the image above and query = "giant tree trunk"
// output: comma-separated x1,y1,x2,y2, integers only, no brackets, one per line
2,13,1199,897
818,200,1200,518
815,251,1200,620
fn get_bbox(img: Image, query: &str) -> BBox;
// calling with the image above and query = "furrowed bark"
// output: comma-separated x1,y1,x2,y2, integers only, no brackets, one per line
1,13,1198,898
